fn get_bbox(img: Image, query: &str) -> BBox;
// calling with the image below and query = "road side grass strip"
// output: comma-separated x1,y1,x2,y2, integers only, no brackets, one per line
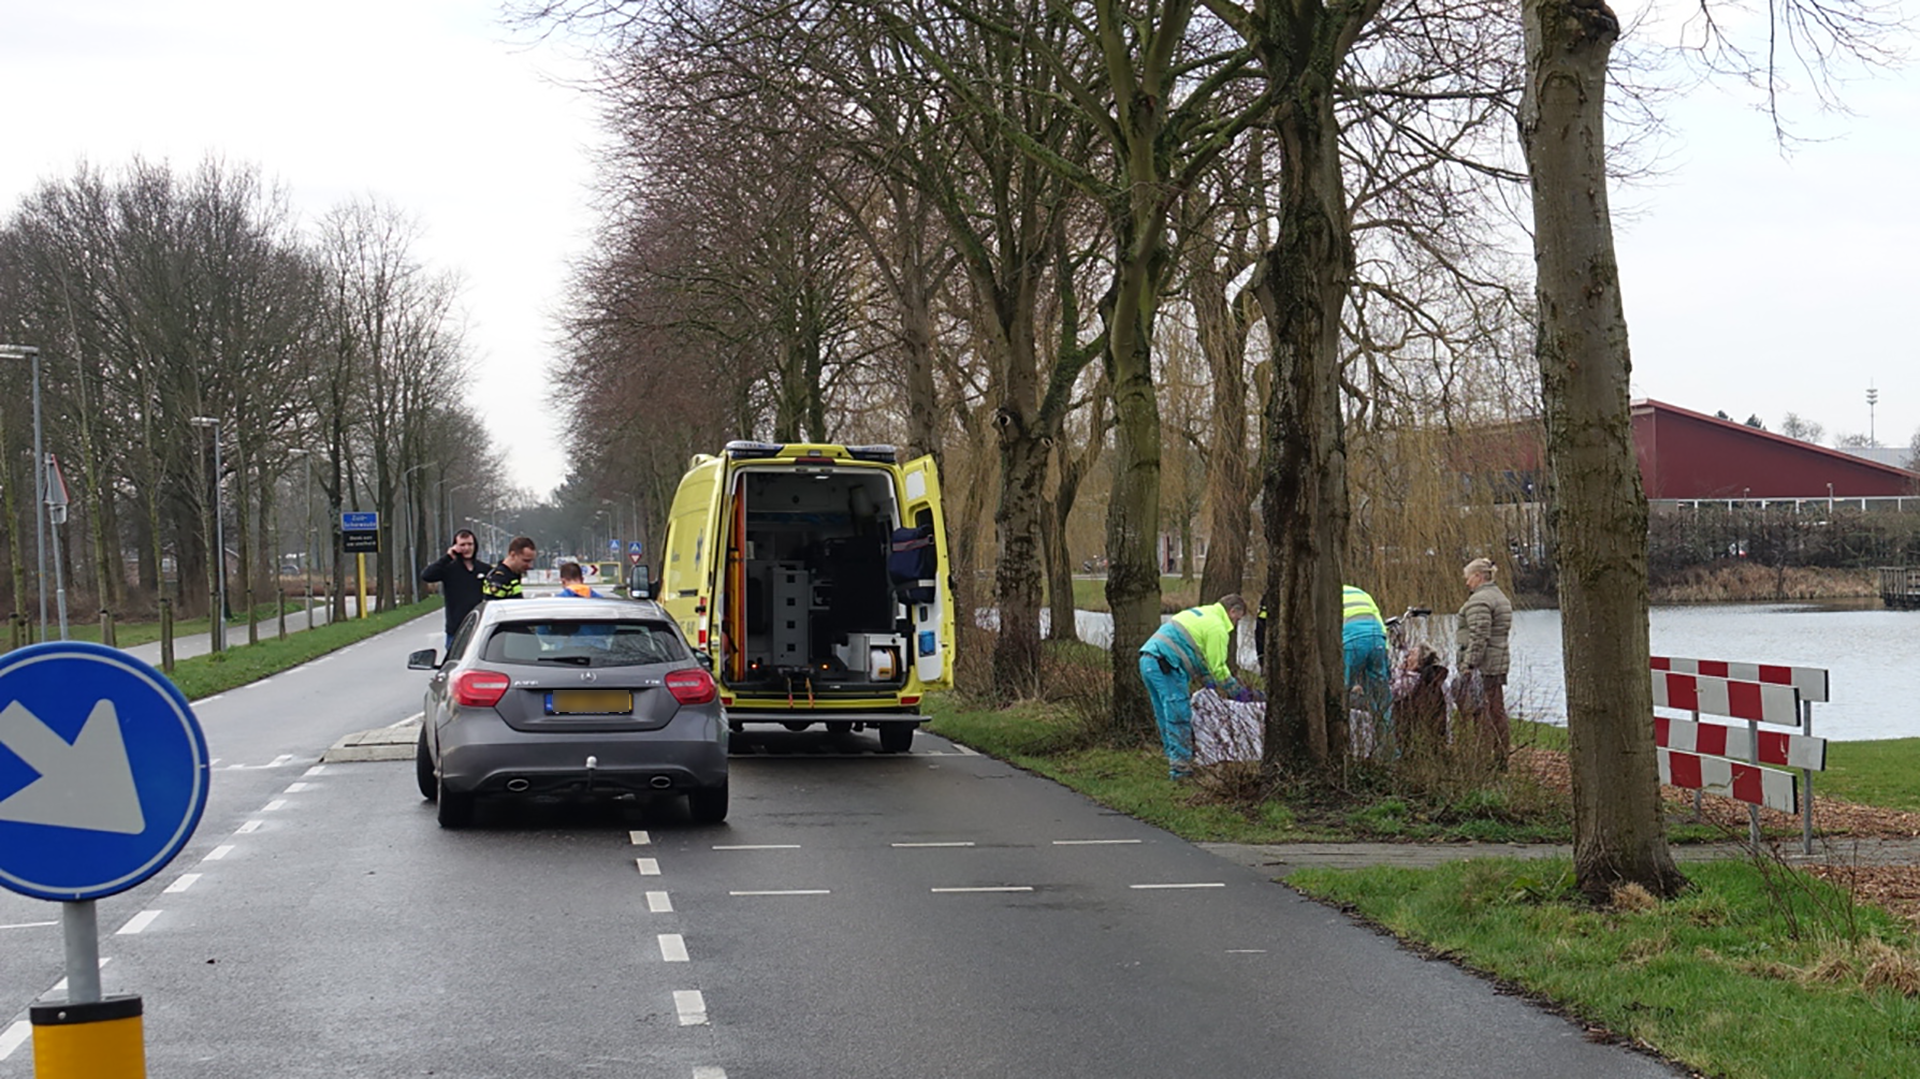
1290,858,1920,1079
923,696,1301,843
162,602,437,700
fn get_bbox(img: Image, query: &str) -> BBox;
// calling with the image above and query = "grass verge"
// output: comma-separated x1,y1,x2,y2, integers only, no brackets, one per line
1290,858,1920,1079
931,635,1920,1078
160,601,437,700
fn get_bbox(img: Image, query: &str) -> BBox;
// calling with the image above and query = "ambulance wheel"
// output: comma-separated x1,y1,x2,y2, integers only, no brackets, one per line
879,724,914,753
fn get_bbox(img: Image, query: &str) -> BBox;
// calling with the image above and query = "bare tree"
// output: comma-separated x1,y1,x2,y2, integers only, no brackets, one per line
1779,412,1825,443
1521,0,1685,900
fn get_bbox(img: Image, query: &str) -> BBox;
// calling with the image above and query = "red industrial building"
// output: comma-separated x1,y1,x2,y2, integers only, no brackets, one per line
1451,401,1917,502
1631,399,1917,501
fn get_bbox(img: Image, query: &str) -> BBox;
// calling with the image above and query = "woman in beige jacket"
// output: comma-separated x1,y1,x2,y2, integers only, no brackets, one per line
1454,557,1513,767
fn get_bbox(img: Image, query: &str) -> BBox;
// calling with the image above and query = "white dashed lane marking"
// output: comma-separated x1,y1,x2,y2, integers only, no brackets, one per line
1130,882,1225,890
630,831,651,845
729,890,830,897
636,858,661,876
263,799,287,812
931,886,1032,893
892,841,973,848
117,911,161,935
692,1068,727,1079
164,873,202,894
1053,839,1142,846
0,1020,30,1061
712,844,799,851
674,990,708,1025
285,782,311,793
203,845,234,861
0,921,56,931
236,820,263,834
659,934,689,962
647,891,674,912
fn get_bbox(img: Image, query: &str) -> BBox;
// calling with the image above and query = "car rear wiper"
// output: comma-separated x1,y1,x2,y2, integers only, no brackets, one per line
535,654,593,666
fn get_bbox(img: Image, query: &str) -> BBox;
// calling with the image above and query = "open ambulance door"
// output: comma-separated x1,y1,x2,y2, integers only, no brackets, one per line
900,454,953,688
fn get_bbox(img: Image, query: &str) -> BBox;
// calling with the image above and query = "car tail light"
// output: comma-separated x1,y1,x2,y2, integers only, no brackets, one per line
452,670,512,707
665,668,716,705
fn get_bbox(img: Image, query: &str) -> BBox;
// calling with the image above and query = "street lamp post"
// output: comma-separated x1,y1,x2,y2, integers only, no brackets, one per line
190,417,227,652
1,345,46,639
289,448,315,628
401,463,432,605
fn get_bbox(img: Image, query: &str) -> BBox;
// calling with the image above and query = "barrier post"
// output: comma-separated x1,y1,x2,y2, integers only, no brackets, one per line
159,598,174,673
1802,698,1816,855
29,995,145,1079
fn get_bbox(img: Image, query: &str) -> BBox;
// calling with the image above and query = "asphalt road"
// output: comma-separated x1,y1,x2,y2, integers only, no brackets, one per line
1,617,1686,1077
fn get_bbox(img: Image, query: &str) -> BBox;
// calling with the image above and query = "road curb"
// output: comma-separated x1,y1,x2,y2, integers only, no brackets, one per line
321,718,421,763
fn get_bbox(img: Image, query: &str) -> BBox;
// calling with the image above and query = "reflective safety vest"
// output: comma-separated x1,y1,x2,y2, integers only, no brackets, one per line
1342,586,1383,628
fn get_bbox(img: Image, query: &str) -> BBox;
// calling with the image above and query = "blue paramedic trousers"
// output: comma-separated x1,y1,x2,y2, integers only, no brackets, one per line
1138,650,1194,777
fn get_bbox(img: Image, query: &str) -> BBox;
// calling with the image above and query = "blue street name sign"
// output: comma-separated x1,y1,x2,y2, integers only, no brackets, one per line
0,642,211,902
341,511,379,531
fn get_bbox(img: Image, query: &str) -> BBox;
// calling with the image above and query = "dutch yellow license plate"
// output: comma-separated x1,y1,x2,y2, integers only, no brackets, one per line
546,690,633,715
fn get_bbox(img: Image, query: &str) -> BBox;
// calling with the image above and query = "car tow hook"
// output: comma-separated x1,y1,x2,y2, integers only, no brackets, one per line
585,755,598,794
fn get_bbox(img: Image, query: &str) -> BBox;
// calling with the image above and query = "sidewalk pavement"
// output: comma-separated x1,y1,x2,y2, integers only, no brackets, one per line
1203,836,1920,875
112,598,365,669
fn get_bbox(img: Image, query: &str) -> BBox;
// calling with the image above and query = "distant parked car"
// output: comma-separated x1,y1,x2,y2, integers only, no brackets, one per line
407,596,728,828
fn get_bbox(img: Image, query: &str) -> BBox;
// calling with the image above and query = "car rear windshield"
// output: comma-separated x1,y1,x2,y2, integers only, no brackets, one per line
483,620,688,667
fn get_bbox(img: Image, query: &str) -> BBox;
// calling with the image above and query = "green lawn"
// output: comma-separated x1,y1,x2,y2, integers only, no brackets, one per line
159,600,437,699
1290,858,1920,1079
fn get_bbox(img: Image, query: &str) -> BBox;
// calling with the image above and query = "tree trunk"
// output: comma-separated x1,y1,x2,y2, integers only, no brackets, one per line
1521,0,1684,901
992,411,1048,699
1256,72,1352,770
1104,223,1167,738
1192,262,1253,602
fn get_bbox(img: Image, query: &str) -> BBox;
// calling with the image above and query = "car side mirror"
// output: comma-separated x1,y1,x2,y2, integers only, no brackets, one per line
407,648,439,670
627,564,655,599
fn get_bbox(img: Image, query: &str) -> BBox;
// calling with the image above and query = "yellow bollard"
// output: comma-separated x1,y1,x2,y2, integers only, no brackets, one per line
31,995,145,1078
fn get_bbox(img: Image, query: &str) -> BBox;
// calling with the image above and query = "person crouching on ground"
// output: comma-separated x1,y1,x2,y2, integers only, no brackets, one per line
1342,584,1391,751
1138,594,1257,780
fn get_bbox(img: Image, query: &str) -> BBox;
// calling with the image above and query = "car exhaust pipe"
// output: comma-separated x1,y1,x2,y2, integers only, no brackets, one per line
505,777,531,793
649,775,673,789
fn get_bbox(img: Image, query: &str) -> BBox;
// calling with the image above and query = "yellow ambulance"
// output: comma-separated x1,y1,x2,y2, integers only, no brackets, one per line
657,441,953,752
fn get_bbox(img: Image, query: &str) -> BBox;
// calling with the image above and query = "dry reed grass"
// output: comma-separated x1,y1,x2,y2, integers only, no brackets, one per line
1650,563,1876,603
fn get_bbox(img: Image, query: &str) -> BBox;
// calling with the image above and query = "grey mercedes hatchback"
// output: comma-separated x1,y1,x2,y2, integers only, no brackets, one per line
408,596,728,828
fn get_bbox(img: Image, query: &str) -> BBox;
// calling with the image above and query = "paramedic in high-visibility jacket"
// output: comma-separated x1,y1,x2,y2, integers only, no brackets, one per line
1138,594,1255,779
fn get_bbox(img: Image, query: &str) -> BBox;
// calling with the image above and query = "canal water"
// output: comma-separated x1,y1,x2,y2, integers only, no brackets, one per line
1060,602,1914,742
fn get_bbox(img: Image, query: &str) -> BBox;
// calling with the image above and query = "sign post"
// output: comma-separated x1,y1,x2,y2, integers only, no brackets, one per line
1,641,211,1077
628,540,644,565
341,512,379,619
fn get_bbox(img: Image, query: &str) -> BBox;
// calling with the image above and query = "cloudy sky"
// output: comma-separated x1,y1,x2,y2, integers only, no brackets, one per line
2,1,1915,501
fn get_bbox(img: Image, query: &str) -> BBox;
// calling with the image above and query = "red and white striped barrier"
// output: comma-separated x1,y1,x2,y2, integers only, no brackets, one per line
1655,716,1827,772
1657,749,1799,815
1650,670,1802,728
1651,656,1829,703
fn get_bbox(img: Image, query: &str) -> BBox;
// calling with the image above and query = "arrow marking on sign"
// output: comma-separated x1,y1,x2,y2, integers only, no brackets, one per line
0,699,147,834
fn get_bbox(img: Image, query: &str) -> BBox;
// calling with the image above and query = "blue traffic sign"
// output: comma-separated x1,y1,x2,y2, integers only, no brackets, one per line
0,642,211,902
607,539,622,554
341,511,379,531
628,541,644,555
